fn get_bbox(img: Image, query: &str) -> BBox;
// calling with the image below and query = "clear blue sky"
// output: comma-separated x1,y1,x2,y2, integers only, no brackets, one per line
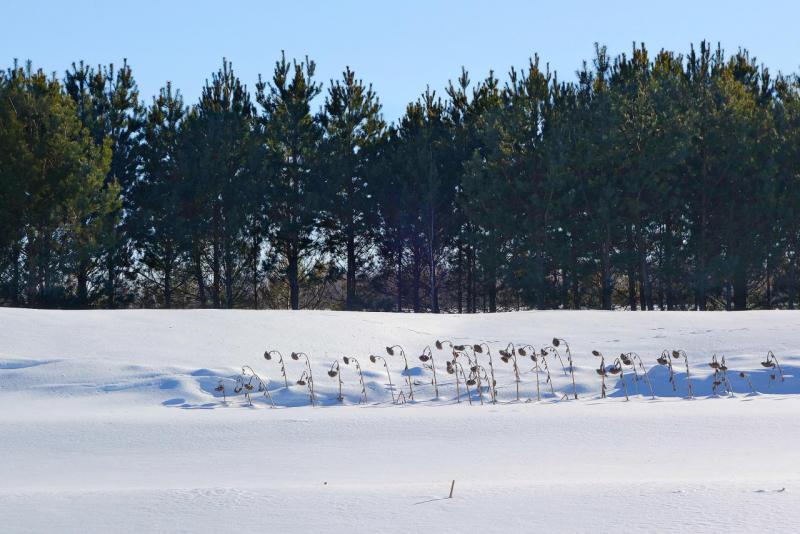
4,0,798,121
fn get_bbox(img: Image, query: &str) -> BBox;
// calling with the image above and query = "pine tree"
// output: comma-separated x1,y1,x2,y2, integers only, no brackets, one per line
256,53,323,310
319,67,386,310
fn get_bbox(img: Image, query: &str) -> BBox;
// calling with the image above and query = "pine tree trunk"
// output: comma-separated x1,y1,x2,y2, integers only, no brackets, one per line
429,205,439,313
288,243,300,310
412,243,421,313
664,218,675,311
105,254,115,309
733,262,747,311
77,261,89,308
456,243,463,314
345,229,356,311
487,274,497,313
536,251,546,310
252,226,259,310
396,238,403,313
600,230,613,310
212,205,221,309
788,242,798,310
466,244,474,313
192,242,207,307
26,230,39,305
10,243,21,306
164,256,172,309
224,242,234,309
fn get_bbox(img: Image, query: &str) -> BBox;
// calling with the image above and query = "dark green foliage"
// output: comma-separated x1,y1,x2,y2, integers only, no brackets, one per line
2,43,800,311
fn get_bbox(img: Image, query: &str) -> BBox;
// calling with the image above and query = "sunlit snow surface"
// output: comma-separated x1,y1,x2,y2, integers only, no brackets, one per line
1,309,798,533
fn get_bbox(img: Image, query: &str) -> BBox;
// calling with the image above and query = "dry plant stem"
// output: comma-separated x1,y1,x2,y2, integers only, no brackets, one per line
455,347,482,403
532,362,541,401
720,357,734,395
621,353,640,394
387,345,414,401
538,348,556,397
474,343,498,404
625,352,654,399
473,365,484,405
519,345,541,401
296,371,314,406
329,360,344,402
739,371,756,394
419,346,439,399
500,343,521,401
345,357,368,404
709,354,724,396
610,359,628,401
241,365,275,408
234,375,253,406
658,350,677,392
446,359,462,403
369,355,396,404
552,338,577,399
292,352,316,406
764,351,785,382
215,380,227,403
453,361,473,406
672,350,694,398
264,350,289,389
592,351,607,398
477,366,493,404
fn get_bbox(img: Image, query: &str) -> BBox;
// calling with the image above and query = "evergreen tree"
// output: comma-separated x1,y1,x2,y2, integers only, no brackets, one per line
319,67,386,310
256,53,322,310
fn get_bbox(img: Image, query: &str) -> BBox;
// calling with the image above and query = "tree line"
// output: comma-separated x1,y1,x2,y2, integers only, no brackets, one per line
2,42,799,312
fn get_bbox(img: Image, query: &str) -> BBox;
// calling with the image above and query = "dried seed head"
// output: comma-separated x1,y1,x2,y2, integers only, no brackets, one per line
466,379,476,386
657,356,668,365
709,361,720,369
453,345,465,351
672,350,680,359
761,361,773,368
419,354,430,362
245,384,254,391
291,352,299,360
214,385,224,392
552,338,560,347
343,356,351,365
499,349,509,358
739,372,746,378
328,370,338,378
473,344,483,353
530,354,538,362
386,346,395,355
435,340,443,350
296,379,306,386
720,365,727,371
264,351,271,360
369,355,377,363
620,354,632,366
592,350,600,357
518,347,527,356
500,355,510,363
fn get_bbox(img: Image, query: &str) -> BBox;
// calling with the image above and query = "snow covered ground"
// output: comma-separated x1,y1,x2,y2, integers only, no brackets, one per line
1,308,799,532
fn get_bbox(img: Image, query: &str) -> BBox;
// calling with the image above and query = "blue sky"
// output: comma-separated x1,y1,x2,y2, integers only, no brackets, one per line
3,0,798,121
